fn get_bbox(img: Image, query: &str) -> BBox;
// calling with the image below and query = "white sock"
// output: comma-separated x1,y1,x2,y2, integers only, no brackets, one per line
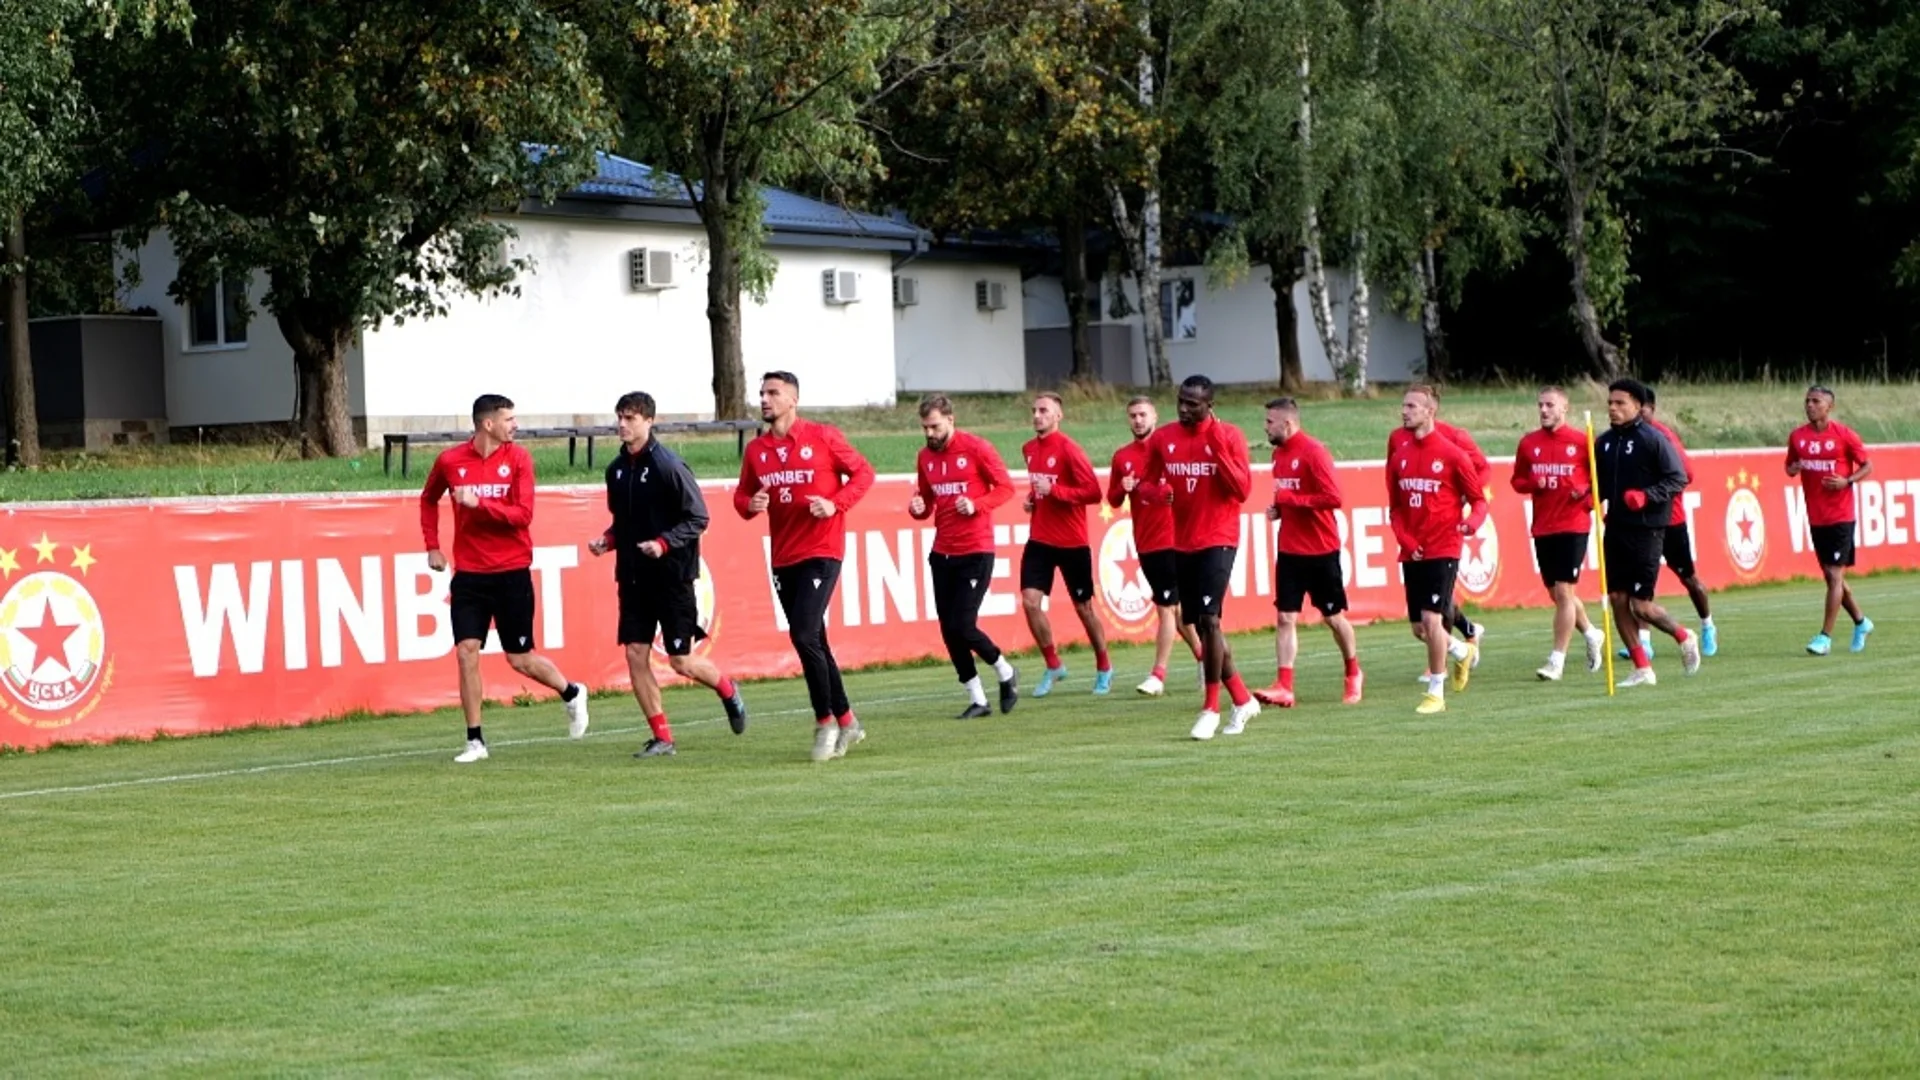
1702,615,1715,628
1447,638,1472,661
1585,625,1605,640
1638,629,1653,646
1547,650,1566,668
964,676,988,706
992,656,1014,682
1426,674,1446,698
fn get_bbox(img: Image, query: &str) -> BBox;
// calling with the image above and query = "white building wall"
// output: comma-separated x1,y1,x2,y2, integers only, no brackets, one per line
745,246,899,410
892,261,1025,393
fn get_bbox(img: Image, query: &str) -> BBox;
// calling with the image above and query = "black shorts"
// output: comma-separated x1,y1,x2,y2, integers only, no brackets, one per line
1535,532,1589,588
1020,540,1095,603
773,557,841,634
1139,549,1179,607
1810,522,1857,568
1604,525,1664,601
1662,522,1697,579
1275,551,1348,616
450,568,536,653
1403,559,1459,623
618,577,705,654
1176,547,1236,624
930,550,995,624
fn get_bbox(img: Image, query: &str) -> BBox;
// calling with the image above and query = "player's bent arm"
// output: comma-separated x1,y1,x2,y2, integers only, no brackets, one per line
1212,426,1253,502
1057,444,1104,505
973,445,1018,512
658,459,710,548
732,455,762,518
829,430,877,512
1848,458,1875,485
1106,465,1128,509
419,458,449,551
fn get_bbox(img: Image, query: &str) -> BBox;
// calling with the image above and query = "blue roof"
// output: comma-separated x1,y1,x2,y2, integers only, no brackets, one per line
559,151,919,243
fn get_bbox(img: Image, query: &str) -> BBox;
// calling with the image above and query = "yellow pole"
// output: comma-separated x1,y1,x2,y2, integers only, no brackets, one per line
1585,410,1615,696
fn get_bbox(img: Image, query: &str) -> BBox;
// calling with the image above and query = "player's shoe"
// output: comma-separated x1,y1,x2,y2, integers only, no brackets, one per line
810,723,839,762
1033,666,1067,697
1468,623,1486,668
1535,657,1564,681
1253,683,1295,707
1584,629,1606,673
1449,644,1476,692
1136,674,1166,697
634,737,675,758
722,687,748,735
833,720,865,759
1806,632,1832,657
999,669,1020,714
1617,667,1658,688
564,684,589,739
1617,637,1655,661
1221,698,1260,736
1701,623,1719,657
1342,670,1364,705
1190,710,1221,741
1415,693,1446,715
454,739,488,763
1851,618,1874,653
956,703,992,719
1680,633,1702,676
1092,669,1113,695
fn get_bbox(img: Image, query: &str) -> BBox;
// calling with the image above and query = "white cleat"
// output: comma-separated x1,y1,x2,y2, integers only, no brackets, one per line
454,739,489,764
833,720,865,759
1584,630,1606,673
1136,675,1166,697
564,684,589,739
1535,660,1564,682
810,723,839,762
1222,698,1260,736
1469,623,1486,667
1680,634,1702,676
1618,667,1658,688
1190,710,1221,741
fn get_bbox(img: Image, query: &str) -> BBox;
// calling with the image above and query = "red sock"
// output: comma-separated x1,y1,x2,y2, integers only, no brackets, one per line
1279,667,1295,691
1150,664,1167,680
1225,672,1252,707
1042,645,1062,669
1673,626,1691,644
1204,682,1222,712
647,714,672,741
837,711,857,728
715,676,736,699
1628,643,1650,669
1094,648,1111,673
1345,656,1361,677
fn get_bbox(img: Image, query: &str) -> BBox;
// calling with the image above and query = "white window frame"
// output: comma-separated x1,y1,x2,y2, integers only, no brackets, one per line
1159,278,1198,341
184,273,251,352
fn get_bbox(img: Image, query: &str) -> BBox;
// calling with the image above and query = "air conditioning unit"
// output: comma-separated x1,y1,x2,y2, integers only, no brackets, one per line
975,279,1007,311
627,248,675,290
892,275,920,307
823,268,861,304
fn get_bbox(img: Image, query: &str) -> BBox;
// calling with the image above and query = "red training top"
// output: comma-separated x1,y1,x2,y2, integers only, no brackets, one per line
1510,424,1594,538
1269,432,1343,556
1142,414,1253,552
1022,430,1102,548
911,430,1016,555
1786,420,1870,527
1645,418,1694,526
1108,437,1175,554
734,418,875,568
421,439,537,573
1390,419,1490,502
1386,427,1487,561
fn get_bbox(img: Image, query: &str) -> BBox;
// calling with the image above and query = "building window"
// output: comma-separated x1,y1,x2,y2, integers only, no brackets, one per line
188,274,250,347
1159,278,1198,340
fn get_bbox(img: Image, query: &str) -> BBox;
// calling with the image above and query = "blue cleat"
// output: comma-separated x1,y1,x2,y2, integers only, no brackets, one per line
1092,669,1113,695
1851,617,1874,653
1034,665,1067,697
1701,623,1718,657
1807,632,1832,656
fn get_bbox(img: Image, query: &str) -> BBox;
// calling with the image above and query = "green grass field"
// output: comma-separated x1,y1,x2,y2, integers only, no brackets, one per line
4,574,1916,1075
8,378,1920,502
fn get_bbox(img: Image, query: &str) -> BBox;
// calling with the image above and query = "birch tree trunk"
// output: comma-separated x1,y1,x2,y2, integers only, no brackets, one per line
1297,41,1346,384
1416,242,1450,383
1565,190,1624,378
1344,237,1371,394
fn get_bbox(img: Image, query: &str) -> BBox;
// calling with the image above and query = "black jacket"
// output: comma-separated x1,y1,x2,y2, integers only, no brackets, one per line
1593,416,1688,528
604,437,707,584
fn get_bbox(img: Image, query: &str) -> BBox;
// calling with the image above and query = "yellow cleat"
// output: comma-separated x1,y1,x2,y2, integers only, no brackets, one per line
1449,644,1476,692
1415,693,1447,715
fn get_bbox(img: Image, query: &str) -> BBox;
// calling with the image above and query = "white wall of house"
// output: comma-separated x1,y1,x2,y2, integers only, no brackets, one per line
746,245,899,411
121,232,366,429
892,261,1025,393
1023,263,1425,387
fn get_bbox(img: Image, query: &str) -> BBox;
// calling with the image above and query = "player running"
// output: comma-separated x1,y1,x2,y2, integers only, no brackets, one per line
1019,393,1112,695
910,395,1021,717
1785,384,1875,655
1593,378,1702,687
1255,397,1363,707
1631,386,1718,659
734,371,876,762
1387,384,1490,670
1109,396,1203,696
1387,386,1488,715
1510,386,1607,681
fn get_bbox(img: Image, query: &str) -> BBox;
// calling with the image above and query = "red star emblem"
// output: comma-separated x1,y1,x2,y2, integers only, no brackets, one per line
1737,510,1756,542
1113,545,1143,589
1464,534,1488,562
15,607,78,672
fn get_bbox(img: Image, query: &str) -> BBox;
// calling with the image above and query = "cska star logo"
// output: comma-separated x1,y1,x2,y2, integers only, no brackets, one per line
800,445,814,460
1092,518,1158,637
650,557,721,676
776,446,789,463
1723,469,1768,579
1457,517,1502,598
0,533,113,730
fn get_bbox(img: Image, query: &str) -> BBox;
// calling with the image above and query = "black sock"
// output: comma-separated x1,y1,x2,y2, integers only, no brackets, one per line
466,725,483,743
560,683,580,702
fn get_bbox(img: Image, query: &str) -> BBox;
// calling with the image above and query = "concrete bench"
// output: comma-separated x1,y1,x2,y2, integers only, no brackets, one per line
381,419,762,477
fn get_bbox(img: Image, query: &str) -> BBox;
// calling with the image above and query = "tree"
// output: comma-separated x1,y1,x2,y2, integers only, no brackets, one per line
1448,0,1772,378
92,0,610,456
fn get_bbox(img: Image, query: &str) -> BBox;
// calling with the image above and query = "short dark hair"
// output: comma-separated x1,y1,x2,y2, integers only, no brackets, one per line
761,370,799,391
918,394,954,419
1642,384,1658,407
472,394,514,423
1266,397,1298,413
1179,375,1215,399
1808,383,1835,400
615,391,656,420
1608,377,1651,407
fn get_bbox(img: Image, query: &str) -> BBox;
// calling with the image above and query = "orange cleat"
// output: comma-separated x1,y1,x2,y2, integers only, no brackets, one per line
1342,670,1365,705
1253,683,1295,708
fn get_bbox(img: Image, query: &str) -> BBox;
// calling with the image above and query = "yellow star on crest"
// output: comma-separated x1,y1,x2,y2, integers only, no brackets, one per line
31,533,58,563
1098,502,1115,522
70,544,96,575
1726,476,1736,491
0,548,17,579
